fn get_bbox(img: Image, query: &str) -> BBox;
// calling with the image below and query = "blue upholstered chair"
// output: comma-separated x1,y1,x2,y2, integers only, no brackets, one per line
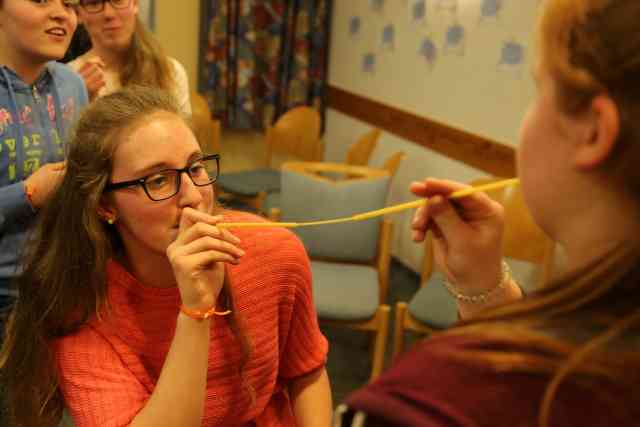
216,106,322,213
392,178,556,357
271,162,394,380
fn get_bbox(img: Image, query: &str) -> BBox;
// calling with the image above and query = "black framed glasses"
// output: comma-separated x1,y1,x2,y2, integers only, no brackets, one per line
104,154,220,201
78,0,132,13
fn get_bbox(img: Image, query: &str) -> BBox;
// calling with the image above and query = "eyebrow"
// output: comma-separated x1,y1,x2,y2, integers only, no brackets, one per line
132,151,203,176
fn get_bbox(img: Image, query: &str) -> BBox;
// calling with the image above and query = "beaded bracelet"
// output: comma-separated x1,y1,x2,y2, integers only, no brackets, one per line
443,260,511,304
180,304,232,320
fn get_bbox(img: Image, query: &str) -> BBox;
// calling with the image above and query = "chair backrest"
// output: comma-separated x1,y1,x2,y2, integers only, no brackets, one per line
265,106,322,168
421,177,554,290
190,92,221,154
280,162,390,263
381,151,406,180
345,128,381,166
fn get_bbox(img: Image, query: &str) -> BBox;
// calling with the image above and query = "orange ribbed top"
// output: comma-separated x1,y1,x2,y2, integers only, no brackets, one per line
54,211,328,427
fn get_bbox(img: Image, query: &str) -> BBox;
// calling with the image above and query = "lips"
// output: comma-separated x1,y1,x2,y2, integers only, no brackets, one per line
45,28,67,37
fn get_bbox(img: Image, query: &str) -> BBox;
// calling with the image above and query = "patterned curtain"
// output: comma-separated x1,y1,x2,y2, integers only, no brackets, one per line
198,0,332,130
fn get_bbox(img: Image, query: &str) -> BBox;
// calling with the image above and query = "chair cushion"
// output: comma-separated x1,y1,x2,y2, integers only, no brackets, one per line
311,261,379,321
217,168,281,196
281,169,389,262
407,272,459,329
407,258,541,329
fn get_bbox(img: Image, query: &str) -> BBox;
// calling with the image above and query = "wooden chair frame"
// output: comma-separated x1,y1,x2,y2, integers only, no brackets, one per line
271,162,394,380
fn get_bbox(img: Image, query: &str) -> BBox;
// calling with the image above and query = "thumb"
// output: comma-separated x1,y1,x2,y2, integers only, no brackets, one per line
429,196,468,241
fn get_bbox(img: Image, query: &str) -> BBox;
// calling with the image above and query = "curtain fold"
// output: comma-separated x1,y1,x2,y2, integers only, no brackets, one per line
199,0,332,130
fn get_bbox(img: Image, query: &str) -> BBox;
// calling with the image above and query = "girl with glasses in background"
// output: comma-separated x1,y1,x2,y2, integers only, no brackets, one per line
0,86,331,427
0,0,88,332
68,0,191,116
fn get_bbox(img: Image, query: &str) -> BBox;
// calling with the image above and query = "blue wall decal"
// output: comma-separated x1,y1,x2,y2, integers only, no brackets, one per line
443,22,465,56
480,0,502,21
410,0,428,24
349,16,361,37
381,24,395,50
419,37,438,70
363,53,377,73
498,39,526,77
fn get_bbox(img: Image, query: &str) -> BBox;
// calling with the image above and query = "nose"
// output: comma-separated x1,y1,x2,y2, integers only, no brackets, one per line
176,171,204,208
102,0,118,17
49,0,77,22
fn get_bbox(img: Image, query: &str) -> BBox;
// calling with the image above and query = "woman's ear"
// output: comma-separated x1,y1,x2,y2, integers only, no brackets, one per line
574,94,620,169
97,196,117,222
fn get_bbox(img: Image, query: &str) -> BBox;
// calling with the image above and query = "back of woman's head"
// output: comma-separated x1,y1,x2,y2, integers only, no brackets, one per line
0,86,181,427
539,0,640,194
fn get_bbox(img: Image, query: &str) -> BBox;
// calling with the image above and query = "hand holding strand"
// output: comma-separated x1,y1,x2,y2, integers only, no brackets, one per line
410,178,505,296
167,208,244,312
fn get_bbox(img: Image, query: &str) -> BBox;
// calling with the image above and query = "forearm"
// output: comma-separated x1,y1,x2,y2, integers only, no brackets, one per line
0,182,35,231
131,313,210,427
457,278,523,320
290,367,332,427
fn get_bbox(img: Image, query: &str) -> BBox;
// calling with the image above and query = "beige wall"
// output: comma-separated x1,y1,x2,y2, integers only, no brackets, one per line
154,0,201,91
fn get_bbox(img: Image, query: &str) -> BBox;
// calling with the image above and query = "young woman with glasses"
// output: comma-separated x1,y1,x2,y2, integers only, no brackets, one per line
68,0,191,115
0,86,332,426
0,0,88,330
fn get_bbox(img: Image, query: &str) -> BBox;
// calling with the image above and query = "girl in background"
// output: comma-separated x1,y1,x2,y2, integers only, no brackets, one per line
69,0,191,115
0,0,88,322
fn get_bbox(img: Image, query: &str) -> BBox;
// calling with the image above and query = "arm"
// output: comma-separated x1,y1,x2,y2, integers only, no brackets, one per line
0,163,65,232
169,58,192,116
132,209,243,426
130,314,211,427
290,367,332,427
0,182,35,232
457,278,523,320
410,179,524,320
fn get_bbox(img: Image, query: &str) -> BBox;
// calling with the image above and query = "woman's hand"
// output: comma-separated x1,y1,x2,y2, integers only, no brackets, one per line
410,178,505,295
166,208,244,311
76,59,105,101
24,161,65,209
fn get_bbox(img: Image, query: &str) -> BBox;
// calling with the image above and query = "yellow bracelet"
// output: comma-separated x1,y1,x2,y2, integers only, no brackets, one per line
180,304,232,320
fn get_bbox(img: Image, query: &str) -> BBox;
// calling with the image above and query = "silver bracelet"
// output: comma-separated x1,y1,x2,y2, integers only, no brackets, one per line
443,260,511,304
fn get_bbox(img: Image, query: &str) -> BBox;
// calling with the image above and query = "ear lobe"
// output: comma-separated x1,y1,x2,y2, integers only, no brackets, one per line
574,95,620,170
97,196,117,221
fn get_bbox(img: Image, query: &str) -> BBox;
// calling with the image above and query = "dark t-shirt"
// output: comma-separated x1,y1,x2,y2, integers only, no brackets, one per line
345,334,636,427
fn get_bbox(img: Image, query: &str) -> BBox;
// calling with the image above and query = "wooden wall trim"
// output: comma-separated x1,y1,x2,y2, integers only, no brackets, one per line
326,85,516,177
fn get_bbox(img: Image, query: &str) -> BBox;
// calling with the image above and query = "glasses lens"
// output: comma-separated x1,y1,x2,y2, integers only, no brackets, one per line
111,0,131,9
145,170,179,201
189,158,219,186
81,0,103,12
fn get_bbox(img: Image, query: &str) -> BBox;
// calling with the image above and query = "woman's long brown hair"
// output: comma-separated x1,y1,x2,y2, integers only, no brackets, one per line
0,87,251,426
119,18,175,92
438,1,640,426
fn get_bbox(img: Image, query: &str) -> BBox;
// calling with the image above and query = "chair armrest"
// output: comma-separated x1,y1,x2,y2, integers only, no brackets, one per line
269,207,281,222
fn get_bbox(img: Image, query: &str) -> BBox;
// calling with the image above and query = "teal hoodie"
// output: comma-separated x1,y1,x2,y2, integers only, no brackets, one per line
0,62,88,292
